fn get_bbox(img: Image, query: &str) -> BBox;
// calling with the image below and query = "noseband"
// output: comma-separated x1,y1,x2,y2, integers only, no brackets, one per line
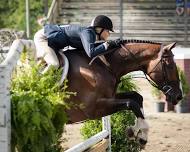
145,45,178,96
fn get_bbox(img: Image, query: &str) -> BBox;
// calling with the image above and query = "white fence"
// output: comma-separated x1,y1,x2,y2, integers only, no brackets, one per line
0,39,35,152
0,63,11,152
65,116,111,152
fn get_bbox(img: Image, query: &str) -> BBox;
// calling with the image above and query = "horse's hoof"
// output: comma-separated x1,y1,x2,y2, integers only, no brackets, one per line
138,138,147,149
126,127,134,138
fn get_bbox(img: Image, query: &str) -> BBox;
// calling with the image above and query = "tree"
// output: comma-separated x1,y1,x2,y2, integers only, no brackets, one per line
0,0,52,38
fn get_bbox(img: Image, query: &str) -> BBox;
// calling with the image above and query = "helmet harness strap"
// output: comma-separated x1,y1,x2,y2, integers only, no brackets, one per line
96,28,104,40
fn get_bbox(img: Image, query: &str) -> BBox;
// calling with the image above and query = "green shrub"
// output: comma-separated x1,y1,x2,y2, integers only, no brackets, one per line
11,63,72,152
117,75,139,93
177,67,190,98
81,75,141,152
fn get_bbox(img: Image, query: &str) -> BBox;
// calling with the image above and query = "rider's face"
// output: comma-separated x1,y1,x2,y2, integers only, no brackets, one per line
100,29,110,41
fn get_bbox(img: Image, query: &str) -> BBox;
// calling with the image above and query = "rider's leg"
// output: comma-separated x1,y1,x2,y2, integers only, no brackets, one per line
34,29,47,60
42,48,59,73
34,28,59,73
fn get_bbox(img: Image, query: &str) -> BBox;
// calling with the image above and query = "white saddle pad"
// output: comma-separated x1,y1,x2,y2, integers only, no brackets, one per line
59,53,69,85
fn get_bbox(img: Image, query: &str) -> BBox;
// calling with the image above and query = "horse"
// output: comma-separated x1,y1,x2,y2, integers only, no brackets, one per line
61,39,182,147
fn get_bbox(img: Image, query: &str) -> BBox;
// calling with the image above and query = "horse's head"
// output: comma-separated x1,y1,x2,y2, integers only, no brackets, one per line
106,40,183,104
146,42,182,105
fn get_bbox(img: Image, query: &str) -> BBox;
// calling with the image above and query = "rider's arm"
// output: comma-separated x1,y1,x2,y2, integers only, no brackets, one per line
80,29,108,58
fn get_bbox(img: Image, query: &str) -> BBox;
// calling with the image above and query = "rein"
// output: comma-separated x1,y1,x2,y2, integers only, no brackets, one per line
144,50,177,95
120,44,162,88
121,43,176,96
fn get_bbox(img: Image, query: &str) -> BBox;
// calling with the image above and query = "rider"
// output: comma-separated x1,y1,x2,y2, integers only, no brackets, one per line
34,15,122,73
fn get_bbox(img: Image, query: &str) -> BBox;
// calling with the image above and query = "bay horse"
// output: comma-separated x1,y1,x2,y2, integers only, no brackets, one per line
63,40,182,146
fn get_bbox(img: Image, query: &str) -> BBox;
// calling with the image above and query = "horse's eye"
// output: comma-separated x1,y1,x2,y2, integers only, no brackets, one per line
164,58,174,67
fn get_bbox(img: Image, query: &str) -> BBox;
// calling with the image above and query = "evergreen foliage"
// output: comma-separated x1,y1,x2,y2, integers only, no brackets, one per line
11,60,72,152
178,67,190,98
177,66,190,106
0,0,52,38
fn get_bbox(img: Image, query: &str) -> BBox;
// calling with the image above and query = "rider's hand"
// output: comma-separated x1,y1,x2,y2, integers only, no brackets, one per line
107,38,123,49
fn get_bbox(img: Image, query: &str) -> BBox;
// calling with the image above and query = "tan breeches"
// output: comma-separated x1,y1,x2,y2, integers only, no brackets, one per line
34,28,59,68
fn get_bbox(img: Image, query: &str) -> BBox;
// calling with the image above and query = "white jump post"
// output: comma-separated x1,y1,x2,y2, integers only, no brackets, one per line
65,115,111,152
102,116,111,152
0,39,35,152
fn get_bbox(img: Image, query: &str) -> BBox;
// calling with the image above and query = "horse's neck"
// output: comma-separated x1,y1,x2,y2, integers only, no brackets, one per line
126,43,161,63
107,43,161,77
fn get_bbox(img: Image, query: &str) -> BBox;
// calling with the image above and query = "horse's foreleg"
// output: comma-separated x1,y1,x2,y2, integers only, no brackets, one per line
115,91,144,119
94,97,143,120
115,91,149,147
115,91,144,117
92,95,149,146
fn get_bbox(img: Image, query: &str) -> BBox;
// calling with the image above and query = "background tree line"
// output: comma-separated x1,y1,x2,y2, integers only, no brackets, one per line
0,0,52,38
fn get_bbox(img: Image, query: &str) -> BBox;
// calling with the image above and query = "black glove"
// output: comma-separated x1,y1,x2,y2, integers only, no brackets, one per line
107,38,123,49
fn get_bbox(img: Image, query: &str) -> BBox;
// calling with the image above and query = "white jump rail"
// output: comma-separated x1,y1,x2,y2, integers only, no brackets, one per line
0,39,35,152
65,116,111,152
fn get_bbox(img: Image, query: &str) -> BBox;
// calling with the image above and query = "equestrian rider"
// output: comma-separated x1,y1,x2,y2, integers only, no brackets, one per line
34,15,121,73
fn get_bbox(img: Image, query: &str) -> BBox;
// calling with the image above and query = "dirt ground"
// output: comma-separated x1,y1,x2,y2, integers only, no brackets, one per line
62,78,190,152
142,113,190,152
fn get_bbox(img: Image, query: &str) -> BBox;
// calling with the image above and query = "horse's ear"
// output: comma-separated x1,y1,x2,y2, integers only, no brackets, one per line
164,42,177,51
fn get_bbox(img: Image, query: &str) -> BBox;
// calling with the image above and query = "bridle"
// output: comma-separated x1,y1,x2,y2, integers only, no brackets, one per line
144,44,179,96
91,42,179,97
120,43,179,96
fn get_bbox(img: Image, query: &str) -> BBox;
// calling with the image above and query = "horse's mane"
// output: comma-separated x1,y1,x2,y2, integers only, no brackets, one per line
122,39,161,45
65,39,162,65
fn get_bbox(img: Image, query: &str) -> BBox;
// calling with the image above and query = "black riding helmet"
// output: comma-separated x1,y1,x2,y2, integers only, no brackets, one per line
91,15,114,32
